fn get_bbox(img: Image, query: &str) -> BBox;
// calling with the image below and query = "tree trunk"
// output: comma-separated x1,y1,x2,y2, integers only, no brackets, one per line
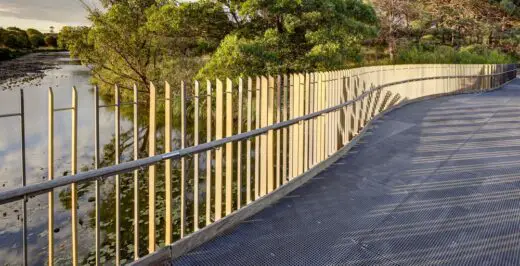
388,38,395,62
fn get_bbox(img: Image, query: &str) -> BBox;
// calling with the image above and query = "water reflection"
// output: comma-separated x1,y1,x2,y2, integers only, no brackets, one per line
0,52,139,265
0,52,249,265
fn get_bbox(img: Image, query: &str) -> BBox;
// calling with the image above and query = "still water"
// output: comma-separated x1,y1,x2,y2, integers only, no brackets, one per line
0,52,138,265
0,52,236,265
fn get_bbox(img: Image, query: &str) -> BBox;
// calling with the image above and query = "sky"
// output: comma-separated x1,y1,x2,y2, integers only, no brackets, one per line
0,0,97,32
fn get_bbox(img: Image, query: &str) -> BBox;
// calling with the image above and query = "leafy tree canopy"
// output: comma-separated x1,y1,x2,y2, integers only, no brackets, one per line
198,0,379,79
61,0,378,91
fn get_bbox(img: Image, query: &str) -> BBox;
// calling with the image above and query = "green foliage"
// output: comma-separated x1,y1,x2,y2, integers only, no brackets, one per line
44,35,58,47
0,27,51,54
26,28,45,48
395,45,515,64
63,0,377,91
3,27,31,49
61,0,230,99
58,26,90,50
198,0,378,79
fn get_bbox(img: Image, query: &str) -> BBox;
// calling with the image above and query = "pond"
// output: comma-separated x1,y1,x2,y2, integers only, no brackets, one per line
0,52,257,265
0,52,153,265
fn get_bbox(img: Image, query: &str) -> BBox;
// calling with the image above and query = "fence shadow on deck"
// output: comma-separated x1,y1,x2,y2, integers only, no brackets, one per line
171,72,520,265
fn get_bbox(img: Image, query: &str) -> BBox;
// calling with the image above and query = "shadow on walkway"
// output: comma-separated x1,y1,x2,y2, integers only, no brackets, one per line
173,79,520,265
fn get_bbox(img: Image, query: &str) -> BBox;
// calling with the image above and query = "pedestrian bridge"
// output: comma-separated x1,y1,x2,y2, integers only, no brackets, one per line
174,78,520,265
0,64,517,266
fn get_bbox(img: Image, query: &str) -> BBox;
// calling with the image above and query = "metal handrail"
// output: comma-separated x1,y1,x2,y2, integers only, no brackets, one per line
0,68,516,205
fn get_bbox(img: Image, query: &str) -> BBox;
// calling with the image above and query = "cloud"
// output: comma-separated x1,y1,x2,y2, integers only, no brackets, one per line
0,0,94,29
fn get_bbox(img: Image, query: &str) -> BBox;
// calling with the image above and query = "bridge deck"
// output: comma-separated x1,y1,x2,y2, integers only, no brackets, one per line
173,79,520,265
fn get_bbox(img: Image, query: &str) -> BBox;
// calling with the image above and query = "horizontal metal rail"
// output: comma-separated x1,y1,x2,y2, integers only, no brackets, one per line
0,112,22,119
0,68,516,205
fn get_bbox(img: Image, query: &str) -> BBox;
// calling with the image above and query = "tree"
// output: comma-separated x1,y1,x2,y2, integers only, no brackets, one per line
66,0,231,97
4,27,31,49
198,0,379,79
44,35,58,47
67,0,377,92
0,28,7,47
26,28,45,47
58,26,90,50
370,0,420,61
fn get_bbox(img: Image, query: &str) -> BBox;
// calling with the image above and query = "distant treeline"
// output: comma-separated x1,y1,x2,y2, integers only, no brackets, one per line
0,27,60,60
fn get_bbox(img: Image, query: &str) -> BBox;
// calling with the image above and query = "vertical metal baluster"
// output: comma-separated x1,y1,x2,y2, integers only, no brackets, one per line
225,79,233,215
164,82,172,244
206,81,212,225
215,79,223,220
341,73,347,145
93,86,100,265
260,77,268,196
297,72,300,175
298,74,304,174
114,85,121,266
282,75,288,183
288,75,294,179
319,73,325,162
291,74,299,177
71,87,78,266
304,73,310,172
237,79,243,208
181,81,187,237
246,78,252,203
354,75,360,135
275,76,281,188
148,82,157,253
132,84,139,260
337,72,341,150
254,78,260,199
20,89,27,266
194,81,200,230
47,88,54,266
323,72,328,158
309,74,315,166
267,76,275,193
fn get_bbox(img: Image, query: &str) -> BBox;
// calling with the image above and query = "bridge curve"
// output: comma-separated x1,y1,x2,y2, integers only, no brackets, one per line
173,79,520,265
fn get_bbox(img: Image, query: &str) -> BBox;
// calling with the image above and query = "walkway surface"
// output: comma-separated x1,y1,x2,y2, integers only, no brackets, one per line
173,79,520,265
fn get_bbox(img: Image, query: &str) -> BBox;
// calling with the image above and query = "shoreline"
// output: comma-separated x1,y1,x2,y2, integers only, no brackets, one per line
0,51,70,90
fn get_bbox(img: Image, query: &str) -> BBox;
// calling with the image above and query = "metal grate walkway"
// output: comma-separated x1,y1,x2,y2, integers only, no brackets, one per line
172,79,520,265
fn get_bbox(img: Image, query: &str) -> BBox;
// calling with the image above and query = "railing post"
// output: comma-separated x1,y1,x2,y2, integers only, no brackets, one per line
260,76,268,195
225,78,233,214
237,78,243,207
304,73,310,172
194,81,200,230
114,85,121,265
276,76,282,188
132,84,139,259
93,86,101,265
317,73,324,162
215,79,223,220
20,89,27,266
298,74,304,174
180,81,187,237
246,78,252,203
206,80,213,224
267,76,275,193
254,77,260,199
288,74,294,180
71,87,78,266
165,81,172,244
47,87,54,266
148,82,157,253
282,75,288,183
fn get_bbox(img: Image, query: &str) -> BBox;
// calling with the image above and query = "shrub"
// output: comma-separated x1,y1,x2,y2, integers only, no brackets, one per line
396,45,515,64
